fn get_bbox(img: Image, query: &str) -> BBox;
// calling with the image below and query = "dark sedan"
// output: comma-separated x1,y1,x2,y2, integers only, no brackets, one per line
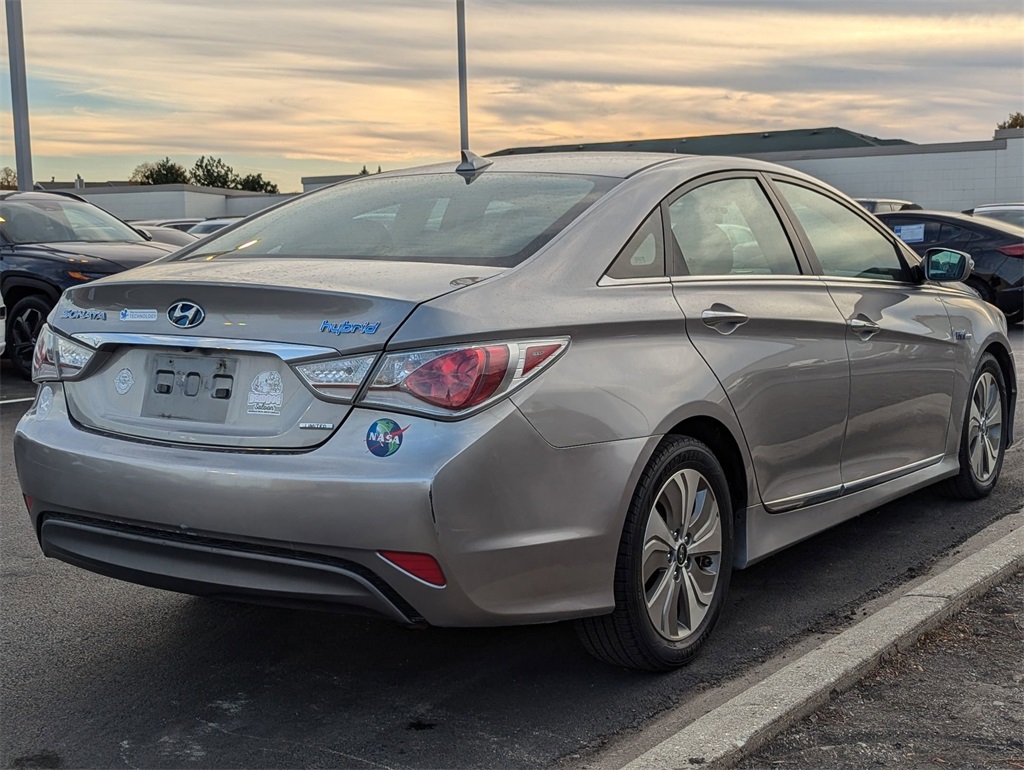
0,191,176,378
878,210,1023,323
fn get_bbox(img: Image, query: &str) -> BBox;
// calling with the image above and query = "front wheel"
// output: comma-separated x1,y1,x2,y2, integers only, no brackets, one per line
943,353,1008,499
576,435,733,671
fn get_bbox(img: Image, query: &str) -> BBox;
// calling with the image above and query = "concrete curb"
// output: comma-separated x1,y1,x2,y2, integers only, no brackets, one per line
621,516,1024,770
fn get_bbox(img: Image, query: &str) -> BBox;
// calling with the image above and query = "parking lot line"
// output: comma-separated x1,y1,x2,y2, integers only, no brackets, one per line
0,397,35,405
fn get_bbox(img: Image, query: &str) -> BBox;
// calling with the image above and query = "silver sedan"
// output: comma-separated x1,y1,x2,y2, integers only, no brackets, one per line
16,153,1016,670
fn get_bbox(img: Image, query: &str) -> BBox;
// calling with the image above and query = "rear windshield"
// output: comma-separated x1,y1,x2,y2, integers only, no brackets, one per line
177,172,618,267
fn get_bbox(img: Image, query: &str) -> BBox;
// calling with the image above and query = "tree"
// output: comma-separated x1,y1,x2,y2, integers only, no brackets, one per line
359,165,370,176
0,166,16,189
376,165,382,174
236,172,279,194
130,156,188,185
190,155,237,188
997,112,1024,129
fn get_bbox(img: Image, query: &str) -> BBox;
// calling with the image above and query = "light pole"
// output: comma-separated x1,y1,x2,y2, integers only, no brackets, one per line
454,0,490,175
5,0,34,190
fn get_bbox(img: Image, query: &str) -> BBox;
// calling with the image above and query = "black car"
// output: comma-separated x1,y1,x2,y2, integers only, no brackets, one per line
877,210,1024,323
0,191,176,378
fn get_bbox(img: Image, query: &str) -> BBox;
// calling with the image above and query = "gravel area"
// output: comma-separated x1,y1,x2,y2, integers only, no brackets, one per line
737,571,1024,770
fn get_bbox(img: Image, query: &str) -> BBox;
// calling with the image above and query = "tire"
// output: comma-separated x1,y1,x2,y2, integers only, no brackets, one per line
576,435,734,671
7,294,53,380
943,353,1008,500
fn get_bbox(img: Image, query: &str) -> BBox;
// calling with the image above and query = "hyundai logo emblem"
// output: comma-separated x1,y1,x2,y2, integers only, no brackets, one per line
167,301,206,329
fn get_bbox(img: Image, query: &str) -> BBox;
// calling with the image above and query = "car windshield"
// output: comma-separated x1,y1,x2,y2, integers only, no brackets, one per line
179,172,619,267
0,199,145,244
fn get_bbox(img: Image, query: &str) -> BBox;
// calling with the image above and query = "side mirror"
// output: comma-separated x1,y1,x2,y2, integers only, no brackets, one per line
923,248,972,282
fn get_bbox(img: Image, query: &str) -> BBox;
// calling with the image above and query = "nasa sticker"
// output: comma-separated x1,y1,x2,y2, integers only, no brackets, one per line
366,418,408,457
114,368,135,395
248,370,284,415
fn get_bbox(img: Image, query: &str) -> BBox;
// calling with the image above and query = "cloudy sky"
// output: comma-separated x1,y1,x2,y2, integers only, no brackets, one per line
2,0,1021,192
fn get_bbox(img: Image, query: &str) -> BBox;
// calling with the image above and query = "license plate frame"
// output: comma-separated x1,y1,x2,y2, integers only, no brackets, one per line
140,353,240,423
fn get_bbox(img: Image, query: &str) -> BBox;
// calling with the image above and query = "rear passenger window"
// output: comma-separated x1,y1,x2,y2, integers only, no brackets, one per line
606,209,664,280
777,182,907,282
666,178,801,277
887,219,941,245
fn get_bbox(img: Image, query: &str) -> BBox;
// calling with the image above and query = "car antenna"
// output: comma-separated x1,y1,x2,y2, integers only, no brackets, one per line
454,0,491,183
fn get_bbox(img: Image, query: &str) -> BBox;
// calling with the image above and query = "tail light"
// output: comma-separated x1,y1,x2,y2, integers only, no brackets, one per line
995,243,1024,257
32,325,97,383
359,338,568,417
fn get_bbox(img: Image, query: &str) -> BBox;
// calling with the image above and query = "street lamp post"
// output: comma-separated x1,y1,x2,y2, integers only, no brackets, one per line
5,0,33,190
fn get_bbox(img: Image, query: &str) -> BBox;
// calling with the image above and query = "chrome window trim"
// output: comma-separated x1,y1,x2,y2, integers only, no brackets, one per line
597,275,671,287
70,332,339,363
668,274,824,285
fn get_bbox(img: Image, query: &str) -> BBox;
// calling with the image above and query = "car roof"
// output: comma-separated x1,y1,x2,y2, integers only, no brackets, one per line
380,151,689,180
0,189,88,202
974,203,1024,210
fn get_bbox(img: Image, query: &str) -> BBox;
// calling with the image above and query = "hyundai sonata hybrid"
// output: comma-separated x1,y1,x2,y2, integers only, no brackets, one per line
15,153,1016,670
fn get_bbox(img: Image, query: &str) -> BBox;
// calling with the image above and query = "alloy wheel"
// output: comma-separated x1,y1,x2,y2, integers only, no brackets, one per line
967,371,1002,483
11,305,45,373
641,468,723,641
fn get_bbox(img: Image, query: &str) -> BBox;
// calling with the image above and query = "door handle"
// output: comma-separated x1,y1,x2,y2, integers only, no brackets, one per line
848,317,881,338
701,308,749,332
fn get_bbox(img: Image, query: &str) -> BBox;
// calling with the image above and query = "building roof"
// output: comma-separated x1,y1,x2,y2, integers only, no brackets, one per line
489,126,913,158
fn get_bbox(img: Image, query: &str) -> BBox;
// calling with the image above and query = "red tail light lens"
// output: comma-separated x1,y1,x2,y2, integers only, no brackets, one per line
361,338,569,417
403,345,510,410
995,243,1024,257
379,551,446,587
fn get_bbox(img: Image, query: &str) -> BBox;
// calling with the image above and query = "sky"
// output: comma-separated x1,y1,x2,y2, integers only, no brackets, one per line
1,0,1021,193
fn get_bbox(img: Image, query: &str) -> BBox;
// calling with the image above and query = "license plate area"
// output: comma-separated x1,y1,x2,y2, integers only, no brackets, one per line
141,354,239,423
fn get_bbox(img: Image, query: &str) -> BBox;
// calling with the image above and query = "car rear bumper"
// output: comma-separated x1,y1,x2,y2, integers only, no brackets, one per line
15,384,653,626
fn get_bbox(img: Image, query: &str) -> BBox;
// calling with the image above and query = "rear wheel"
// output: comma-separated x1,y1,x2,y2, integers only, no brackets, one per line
943,353,1007,499
576,435,733,671
7,295,52,380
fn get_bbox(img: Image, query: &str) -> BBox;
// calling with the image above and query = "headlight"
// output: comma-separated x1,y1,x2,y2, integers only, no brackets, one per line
31,325,97,383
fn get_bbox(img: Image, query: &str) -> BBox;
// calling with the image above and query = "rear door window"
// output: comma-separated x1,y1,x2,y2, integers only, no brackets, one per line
666,177,801,277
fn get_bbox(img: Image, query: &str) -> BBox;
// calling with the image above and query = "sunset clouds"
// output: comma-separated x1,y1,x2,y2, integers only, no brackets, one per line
2,0,1021,191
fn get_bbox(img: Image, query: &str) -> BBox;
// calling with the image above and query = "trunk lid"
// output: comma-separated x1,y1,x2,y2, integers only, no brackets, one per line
54,258,503,449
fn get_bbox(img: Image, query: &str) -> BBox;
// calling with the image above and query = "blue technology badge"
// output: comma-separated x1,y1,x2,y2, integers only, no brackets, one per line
366,418,409,457
320,320,380,335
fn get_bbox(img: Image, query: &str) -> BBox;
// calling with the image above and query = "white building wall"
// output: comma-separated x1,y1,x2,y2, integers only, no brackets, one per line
225,193,295,217
756,131,1024,212
77,188,227,220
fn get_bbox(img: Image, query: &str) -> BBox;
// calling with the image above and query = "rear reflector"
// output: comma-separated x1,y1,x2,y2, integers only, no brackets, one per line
23,495,32,513
995,243,1024,257
378,551,446,587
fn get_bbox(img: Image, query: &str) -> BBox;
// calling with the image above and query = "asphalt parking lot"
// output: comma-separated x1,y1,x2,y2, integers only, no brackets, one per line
1,325,1022,770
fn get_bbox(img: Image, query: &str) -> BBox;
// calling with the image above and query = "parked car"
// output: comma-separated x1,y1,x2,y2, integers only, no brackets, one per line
0,289,5,357
16,154,1016,671
135,225,199,248
877,210,1024,323
0,191,176,378
187,217,242,237
855,198,922,213
969,203,1024,229
130,218,203,232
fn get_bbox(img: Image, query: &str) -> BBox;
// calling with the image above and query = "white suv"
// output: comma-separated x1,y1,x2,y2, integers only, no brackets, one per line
971,203,1024,228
